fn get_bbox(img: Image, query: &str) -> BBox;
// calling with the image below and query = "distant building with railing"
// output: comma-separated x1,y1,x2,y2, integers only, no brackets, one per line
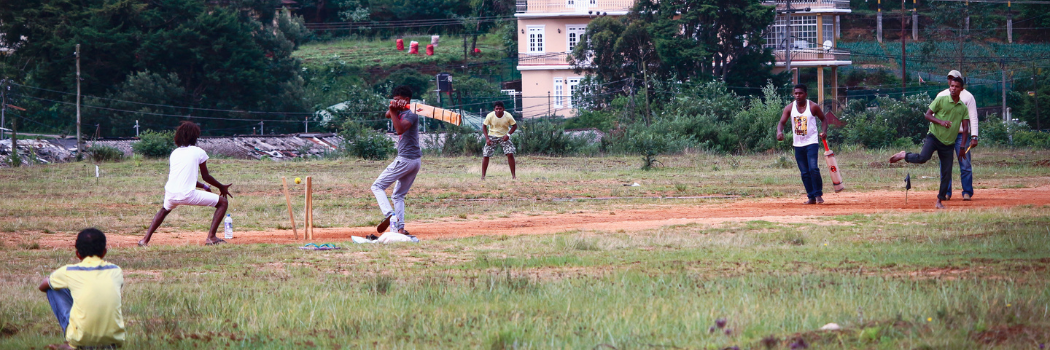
762,0,852,105
515,0,851,117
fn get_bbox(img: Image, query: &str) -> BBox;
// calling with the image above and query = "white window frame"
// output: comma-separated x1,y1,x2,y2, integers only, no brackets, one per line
566,25,587,53
567,77,581,108
554,78,564,107
527,26,545,54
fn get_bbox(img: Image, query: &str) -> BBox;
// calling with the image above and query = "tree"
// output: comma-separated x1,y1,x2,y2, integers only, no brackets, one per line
0,0,309,136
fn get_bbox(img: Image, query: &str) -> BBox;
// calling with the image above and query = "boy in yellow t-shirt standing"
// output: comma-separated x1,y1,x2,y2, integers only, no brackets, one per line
38,228,125,350
482,101,517,180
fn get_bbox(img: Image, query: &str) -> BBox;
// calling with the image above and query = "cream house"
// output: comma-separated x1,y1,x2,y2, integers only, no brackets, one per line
762,0,852,105
514,0,851,118
515,0,634,118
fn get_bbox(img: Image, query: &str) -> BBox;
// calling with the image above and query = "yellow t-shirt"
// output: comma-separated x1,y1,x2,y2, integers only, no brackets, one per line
48,256,126,348
483,111,517,137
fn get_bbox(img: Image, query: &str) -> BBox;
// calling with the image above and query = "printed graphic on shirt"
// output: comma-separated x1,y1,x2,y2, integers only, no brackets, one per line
793,115,808,136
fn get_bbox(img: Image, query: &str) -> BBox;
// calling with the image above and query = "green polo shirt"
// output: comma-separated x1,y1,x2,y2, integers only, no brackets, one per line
928,95,970,145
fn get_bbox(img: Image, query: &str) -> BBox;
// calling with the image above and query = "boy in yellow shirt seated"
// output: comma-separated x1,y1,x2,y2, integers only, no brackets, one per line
38,228,126,350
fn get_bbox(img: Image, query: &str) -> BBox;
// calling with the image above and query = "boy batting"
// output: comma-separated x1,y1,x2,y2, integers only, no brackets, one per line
139,121,233,246
777,84,829,204
371,85,421,241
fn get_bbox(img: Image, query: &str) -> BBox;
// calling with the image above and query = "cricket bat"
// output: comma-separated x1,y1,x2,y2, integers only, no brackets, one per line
823,138,845,193
410,102,462,126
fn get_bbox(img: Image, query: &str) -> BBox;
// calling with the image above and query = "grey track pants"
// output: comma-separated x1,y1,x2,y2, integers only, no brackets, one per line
371,156,421,231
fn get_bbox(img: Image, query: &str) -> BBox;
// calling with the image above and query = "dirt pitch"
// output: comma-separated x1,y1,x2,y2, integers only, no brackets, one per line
33,185,1050,248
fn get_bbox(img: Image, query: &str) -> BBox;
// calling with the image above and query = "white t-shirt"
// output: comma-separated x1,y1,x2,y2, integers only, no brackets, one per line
164,146,209,197
935,89,978,136
791,100,819,147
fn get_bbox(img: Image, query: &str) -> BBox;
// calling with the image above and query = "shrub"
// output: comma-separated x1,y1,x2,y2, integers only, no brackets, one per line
132,130,176,158
87,145,124,162
515,118,592,156
339,121,394,160
425,124,483,157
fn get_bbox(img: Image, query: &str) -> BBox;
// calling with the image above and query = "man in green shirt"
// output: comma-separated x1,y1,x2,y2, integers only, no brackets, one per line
889,74,970,209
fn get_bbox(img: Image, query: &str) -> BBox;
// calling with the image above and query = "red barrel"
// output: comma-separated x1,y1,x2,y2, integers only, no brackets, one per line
425,44,434,56
396,39,404,51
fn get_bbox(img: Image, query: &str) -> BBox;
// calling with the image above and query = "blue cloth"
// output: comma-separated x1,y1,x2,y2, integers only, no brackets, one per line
47,288,73,334
794,143,824,199
946,133,973,197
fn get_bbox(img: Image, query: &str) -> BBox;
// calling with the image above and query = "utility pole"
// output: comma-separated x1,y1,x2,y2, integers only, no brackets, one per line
913,0,919,40
259,120,265,135
1007,1,1013,43
877,0,883,43
785,0,793,76
76,44,83,160
1,78,6,140
134,120,140,137
304,116,309,133
902,0,907,98
1001,59,1008,123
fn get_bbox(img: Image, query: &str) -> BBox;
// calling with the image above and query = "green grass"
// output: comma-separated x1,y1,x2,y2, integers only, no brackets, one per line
293,34,507,68
2,149,1049,348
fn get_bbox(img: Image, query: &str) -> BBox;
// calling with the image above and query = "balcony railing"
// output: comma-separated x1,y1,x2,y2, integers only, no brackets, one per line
762,0,850,10
518,52,573,66
516,0,634,14
774,48,851,64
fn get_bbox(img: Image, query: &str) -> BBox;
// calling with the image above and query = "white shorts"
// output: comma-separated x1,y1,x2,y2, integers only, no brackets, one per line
163,190,220,210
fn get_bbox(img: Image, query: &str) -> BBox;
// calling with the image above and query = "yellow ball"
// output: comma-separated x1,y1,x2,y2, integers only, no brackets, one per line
294,177,302,184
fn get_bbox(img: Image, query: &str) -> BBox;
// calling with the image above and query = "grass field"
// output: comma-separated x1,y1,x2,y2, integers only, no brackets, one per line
293,34,507,68
2,148,1049,349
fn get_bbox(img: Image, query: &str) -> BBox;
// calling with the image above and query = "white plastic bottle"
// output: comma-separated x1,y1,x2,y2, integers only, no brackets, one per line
223,214,233,239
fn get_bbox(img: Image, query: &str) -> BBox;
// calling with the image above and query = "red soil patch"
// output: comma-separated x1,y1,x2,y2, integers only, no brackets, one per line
30,185,1050,248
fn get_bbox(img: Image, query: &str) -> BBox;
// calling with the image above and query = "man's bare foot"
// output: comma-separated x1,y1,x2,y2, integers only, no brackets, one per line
47,343,75,350
889,151,906,163
935,200,946,209
816,196,824,204
137,240,148,247
204,238,227,245
803,198,816,204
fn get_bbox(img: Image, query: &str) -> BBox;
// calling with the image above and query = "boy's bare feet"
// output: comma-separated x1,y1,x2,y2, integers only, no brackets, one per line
204,238,227,245
935,199,946,209
889,151,906,163
816,196,824,204
803,198,816,204
137,240,148,247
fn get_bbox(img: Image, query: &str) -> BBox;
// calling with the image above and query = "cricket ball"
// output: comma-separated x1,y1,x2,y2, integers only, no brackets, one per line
295,177,302,184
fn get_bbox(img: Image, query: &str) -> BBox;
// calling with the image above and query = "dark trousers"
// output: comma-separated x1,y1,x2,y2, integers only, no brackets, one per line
905,133,955,201
794,143,823,199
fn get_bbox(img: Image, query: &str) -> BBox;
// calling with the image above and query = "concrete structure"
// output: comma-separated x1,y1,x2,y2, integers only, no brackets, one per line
762,0,852,106
515,0,851,117
515,0,634,118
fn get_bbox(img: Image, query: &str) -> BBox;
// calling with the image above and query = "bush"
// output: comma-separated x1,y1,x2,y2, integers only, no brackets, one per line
339,121,395,160
515,119,594,156
425,124,483,157
1012,130,1050,148
132,130,176,158
87,145,124,162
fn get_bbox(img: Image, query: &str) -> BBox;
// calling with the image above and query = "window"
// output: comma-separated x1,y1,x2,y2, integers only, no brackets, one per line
762,16,819,50
567,25,587,52
567,77,580,108
792,16,817,49
554,78,564,107
528,26,545,53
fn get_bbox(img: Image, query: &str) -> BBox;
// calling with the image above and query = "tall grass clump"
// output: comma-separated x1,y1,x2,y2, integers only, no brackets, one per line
87,145,124,162
132,130,175,158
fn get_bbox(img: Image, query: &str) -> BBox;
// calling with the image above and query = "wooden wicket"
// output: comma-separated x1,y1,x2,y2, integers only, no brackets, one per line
305,176,314,240
281,177,298,240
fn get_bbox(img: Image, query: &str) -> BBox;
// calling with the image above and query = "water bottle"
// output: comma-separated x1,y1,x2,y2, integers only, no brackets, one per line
223,214,233,239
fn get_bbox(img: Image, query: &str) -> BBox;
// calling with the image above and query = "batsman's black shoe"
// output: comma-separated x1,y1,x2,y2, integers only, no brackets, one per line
376,214,393,233
365,234,379,241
